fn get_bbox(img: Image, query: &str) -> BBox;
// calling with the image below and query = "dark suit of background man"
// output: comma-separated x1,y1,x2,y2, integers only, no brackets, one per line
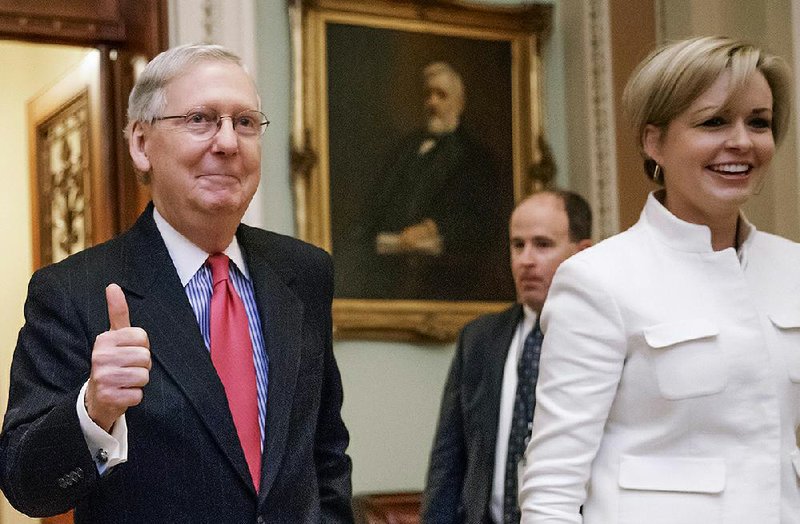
0,44,352,523
422,191,592,523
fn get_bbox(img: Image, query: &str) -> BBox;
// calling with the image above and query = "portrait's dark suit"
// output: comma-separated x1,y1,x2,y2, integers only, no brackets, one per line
371,125,497,248
422,304,523,524
0,204,352,523
335,125,513,302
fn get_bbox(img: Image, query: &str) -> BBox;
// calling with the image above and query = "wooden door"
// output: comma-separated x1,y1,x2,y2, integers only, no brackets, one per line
2,0,166,246
1,3,166,523
28,50,113,268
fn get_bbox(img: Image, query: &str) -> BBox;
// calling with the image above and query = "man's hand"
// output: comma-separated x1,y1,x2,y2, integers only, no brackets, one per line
375,218,444,256
85,284,151,433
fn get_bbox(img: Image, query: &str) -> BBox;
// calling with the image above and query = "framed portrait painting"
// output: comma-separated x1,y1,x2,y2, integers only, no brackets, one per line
291,0,552,341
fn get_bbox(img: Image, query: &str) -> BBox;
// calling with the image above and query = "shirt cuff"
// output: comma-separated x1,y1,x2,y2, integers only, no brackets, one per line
76,381,129,474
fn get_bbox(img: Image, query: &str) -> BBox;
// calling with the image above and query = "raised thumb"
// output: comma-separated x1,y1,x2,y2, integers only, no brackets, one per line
106,283,131,331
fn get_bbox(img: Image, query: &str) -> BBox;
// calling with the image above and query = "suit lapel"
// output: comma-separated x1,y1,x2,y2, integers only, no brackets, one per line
480,304,524,456
237,227,305,501
118,207,256,492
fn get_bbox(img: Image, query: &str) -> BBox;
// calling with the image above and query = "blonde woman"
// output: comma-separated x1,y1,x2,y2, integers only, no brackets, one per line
519,36,800,524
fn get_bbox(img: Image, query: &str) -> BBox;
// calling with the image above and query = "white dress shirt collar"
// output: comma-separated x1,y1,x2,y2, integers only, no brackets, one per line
521,304,537,331
152,206,250,286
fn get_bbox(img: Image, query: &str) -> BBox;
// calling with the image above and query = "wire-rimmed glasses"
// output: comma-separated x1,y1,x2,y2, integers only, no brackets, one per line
153,106,269,141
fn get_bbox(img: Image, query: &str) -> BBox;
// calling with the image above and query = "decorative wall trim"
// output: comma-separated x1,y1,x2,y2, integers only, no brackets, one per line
0,1,124,45
653,0,667,44
168,0,257,74
0,12,123,43
168,0,264,227
584,0,620,238
35,92,92,265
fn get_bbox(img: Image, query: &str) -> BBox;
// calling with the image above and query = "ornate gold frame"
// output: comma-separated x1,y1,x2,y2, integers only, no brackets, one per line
290,0,552,341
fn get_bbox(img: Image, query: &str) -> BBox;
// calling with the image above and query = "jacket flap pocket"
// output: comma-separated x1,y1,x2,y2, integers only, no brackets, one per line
618,455,725,493
769,311,800,330
643,319,719,349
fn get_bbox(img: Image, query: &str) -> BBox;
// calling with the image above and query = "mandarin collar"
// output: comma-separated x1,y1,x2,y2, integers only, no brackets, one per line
642,190,755,261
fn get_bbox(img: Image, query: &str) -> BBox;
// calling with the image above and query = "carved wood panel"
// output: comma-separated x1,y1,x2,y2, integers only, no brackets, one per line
33,91,93,265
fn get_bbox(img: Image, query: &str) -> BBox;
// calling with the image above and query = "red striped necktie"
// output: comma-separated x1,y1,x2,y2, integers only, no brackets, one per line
207,253,261,491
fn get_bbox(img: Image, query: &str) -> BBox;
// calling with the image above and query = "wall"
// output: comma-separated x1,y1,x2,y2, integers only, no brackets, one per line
0,40,93,524
243,0,567,495
314,0,565,494
609,0,658,231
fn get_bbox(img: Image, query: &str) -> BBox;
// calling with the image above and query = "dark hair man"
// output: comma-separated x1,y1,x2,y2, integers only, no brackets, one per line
423,190,592,523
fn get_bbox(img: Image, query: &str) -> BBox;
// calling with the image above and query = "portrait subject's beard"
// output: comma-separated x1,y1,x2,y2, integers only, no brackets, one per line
426,113,459,135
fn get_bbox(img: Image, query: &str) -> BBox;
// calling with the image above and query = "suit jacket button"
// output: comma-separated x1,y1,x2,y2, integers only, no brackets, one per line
256,516,265,524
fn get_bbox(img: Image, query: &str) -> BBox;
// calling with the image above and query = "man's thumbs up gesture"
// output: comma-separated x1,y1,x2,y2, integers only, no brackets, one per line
86,284,151,432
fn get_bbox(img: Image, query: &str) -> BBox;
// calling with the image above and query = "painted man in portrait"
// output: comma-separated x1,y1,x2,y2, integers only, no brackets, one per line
342,61,503,301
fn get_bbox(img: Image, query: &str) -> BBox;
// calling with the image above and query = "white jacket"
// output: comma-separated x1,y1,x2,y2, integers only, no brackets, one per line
520,192,800,524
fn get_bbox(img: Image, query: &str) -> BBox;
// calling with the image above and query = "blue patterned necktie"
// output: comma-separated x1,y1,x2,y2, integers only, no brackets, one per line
503,319,543,523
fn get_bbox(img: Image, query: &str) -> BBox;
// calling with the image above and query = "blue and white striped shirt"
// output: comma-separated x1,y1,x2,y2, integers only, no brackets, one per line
153,209,269,448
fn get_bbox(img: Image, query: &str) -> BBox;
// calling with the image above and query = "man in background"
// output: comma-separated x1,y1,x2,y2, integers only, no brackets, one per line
422,190,592,523
0,44,352,523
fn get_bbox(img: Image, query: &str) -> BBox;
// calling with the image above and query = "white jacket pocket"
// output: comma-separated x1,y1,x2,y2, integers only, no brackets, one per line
768,311,800,382
617,455,724,524
643,318,726,399
618,455,725,493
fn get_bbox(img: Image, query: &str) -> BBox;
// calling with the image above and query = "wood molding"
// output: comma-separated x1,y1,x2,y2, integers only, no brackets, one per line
608,0,658,231
0,0,125,45
1,0,166,245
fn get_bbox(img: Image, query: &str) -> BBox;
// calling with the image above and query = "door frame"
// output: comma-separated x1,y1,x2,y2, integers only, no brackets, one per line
1,0,168,242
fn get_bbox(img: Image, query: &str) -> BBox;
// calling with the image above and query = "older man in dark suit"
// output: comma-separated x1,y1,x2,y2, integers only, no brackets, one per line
0,44,352,523
422,191,592,524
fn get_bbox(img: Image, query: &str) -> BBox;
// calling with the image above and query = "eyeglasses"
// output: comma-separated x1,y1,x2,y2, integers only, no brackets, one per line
153,107,269,140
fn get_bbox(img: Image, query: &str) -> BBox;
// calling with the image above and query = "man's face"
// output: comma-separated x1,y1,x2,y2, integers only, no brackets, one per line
510,194,584,313
129,61,262,232
424,73,464,134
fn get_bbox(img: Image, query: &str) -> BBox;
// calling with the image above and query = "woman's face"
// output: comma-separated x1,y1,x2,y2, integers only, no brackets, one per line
644,70,775,224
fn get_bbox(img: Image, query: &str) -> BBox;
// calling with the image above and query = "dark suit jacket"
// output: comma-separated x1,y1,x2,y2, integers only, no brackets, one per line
422,304,523,524
0,205,353,523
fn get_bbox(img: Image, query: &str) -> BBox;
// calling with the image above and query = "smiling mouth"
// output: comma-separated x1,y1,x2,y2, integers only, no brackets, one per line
708,163,751,177
201,173,239,181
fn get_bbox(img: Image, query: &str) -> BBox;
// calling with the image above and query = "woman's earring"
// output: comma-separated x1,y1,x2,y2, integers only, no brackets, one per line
652,164,662,183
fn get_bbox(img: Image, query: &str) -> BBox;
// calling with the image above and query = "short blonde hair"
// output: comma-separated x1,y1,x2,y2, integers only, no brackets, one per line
622,36,792,181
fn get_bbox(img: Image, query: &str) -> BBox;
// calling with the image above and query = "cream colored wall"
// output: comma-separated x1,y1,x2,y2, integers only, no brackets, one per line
247,0,555,497
0,40,93,524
